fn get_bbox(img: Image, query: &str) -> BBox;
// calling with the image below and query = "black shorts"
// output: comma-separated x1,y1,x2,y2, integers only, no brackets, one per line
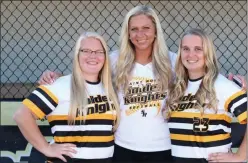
172,156,207,163
46,156,112,163
112,144,172,163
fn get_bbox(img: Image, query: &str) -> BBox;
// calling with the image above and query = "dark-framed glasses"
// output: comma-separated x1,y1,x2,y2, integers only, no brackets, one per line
80,49,105,56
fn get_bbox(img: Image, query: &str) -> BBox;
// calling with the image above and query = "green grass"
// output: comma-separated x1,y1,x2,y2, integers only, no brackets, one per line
1,102,49,126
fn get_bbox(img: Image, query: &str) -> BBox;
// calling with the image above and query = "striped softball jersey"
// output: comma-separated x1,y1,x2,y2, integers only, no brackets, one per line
168,74,247,163
23,75,116,162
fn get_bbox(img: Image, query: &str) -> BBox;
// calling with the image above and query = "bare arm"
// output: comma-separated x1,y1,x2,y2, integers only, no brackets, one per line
13,105,50,153
228,73,247,91
38,70,63,85
13,105,76,162
235,130,247,161
208,129,247,162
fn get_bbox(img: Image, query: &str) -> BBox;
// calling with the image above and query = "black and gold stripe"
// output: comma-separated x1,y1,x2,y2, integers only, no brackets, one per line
169,117,231,128
23,99,46,119
233,103,247,117
49,119,114,127
38,85,58,104
171,137,231,148
47,114,115,145
53,135,114,143
237,111,247,124
169,128,228,136
27,93,53,115
170,127,231,147
47,114,116,121
225,90,246,112
36,86,58,107
47,114,115,126
53,131,112,137
23,85,58,119
170,133,230,144
170,112,232,122
55,141,114,148
225,90,247,123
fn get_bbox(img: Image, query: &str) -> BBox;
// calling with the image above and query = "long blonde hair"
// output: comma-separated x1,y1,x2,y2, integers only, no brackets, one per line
115,5,172,93
166,28,219,116
68,32,120,131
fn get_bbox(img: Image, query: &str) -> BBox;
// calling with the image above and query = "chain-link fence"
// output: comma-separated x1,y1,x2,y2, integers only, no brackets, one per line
1,1,247,100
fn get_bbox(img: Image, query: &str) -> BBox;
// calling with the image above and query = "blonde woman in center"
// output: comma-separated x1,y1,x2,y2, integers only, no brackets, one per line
110,5,175,163
14,32,120,163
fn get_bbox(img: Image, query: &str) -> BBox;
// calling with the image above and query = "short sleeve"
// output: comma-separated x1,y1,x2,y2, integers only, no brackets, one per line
225,90,247,124
23,85,58,119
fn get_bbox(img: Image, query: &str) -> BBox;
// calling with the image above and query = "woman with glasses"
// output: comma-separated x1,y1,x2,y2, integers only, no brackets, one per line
38,5,175,162
14,32,120,163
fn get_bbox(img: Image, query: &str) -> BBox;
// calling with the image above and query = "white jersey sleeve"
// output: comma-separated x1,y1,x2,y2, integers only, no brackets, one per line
215,74,247,124
22,75,71,119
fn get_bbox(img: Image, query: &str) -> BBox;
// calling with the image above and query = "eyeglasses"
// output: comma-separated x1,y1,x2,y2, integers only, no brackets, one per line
80,49,105,56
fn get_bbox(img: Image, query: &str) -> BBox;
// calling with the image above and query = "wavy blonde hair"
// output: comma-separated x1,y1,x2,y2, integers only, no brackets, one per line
68,32,120,131
166,28,219,116
115,5,173,93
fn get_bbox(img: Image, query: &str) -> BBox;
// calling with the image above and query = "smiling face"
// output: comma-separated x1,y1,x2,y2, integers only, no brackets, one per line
128,14,156,53
181,34,205,79
79,37,105,80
